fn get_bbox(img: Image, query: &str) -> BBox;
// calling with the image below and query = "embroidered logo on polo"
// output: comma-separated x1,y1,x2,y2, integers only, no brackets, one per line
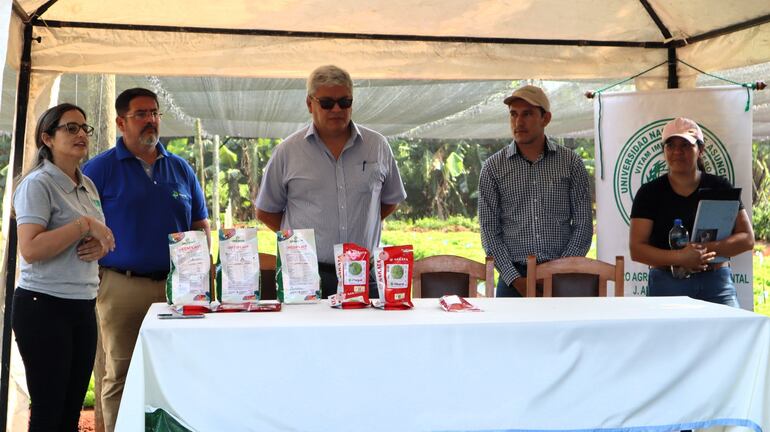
612,119,734,226
171,190,191,201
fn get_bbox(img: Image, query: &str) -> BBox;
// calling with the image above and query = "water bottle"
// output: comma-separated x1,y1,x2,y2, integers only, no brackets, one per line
668,218,690,279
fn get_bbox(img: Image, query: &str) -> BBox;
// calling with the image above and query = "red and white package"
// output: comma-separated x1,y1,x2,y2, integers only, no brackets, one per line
372,245,414,310
439,295,482,312
215,300,282,313
330,243,370,309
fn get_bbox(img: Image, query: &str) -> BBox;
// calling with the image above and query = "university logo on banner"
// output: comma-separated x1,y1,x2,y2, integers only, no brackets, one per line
613,120,735,225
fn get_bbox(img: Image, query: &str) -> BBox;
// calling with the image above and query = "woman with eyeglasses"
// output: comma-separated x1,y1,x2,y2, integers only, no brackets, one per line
12,103,115,430
629,117,754,307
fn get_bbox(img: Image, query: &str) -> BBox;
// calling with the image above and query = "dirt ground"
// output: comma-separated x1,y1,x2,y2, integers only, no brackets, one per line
79,408,95,432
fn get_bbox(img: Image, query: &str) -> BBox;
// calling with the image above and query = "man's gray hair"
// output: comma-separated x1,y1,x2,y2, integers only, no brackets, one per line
307,65,353,96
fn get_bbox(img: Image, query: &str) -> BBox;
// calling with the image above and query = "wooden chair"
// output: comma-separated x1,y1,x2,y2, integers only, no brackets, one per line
259,253,277,300
412,255,495,298
525,255,624,298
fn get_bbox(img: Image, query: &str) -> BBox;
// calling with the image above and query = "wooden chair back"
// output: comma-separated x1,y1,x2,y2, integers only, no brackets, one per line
525,255,624,298
412,255,494,298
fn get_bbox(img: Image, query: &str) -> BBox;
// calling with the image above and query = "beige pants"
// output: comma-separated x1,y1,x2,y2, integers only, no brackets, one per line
96,269,166,432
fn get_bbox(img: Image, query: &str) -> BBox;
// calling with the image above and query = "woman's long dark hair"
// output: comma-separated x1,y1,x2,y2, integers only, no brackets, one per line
16,103,88,183
696,139,706,172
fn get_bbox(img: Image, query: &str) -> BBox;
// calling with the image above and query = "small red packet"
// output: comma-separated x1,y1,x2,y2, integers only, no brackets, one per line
331,243,371,309
170,304,211,315
212,300,282,312
439,295,481,312
372,245,414,310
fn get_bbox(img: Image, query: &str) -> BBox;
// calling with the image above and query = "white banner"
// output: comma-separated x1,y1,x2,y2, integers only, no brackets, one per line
594,86,754,309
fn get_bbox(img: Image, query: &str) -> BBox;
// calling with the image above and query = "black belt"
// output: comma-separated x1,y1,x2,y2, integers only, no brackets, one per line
104,267,168,281
652,261,729,273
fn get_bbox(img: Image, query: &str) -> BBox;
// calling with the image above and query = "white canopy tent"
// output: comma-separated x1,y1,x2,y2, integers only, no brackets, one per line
2,0,770,428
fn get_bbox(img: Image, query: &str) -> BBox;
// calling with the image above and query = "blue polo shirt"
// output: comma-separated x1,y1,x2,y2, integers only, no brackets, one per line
83,138,208,274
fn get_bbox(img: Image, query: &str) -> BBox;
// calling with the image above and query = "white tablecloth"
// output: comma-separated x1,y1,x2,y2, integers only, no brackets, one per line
116,297,770,432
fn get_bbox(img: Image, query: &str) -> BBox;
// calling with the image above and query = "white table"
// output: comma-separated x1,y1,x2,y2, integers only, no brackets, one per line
116,297,770,432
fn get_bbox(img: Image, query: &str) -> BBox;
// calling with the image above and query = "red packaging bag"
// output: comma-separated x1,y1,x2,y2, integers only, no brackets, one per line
372,245,414,310
330,243,370,309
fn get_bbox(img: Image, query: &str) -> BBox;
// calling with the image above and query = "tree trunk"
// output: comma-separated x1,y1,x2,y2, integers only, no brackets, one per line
241,139,259,218
212,135,221,230
85,74,116,157
195,118,205,193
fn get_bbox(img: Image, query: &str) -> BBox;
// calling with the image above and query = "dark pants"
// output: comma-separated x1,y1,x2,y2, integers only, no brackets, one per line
318,263,379,300
495,262,527,297
12,288,97,432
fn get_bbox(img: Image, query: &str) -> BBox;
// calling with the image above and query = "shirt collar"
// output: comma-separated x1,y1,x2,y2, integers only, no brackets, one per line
115,136,169,160
41,159,83,193
304,121,362,146
506,136,556,158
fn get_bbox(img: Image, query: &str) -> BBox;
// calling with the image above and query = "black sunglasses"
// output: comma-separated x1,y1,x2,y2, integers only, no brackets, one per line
53,122,95,136
310,96,353,110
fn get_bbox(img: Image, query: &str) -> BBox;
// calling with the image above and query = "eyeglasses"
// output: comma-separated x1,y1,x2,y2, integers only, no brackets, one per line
53,122,95,136
125,110,163,121
664,141,697,152
310,96,353,110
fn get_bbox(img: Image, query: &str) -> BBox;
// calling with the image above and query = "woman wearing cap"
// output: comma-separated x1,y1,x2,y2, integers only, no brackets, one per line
628,117,754,307
12,103,115,430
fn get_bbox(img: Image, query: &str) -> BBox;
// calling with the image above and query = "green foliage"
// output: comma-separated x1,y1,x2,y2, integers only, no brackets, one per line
385,215,479,231
165,137,194,161
753,200,770,242
753,139,770,241
83,375,94,408
0,133,11,201
753,252,770,316
165,136,281,223
219,145,238,168
389,138,508,220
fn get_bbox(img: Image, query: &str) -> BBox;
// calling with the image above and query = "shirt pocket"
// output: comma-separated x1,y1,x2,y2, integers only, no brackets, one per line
543,176,571,223
352,161,384,195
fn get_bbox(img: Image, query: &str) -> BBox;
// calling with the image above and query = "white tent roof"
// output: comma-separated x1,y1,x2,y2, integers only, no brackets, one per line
4,0,769,143
10,0,770,84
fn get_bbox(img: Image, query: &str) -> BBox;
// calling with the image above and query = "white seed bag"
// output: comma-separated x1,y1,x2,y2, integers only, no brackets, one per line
217,228,260,304
166,230,211,308
276,229,321,303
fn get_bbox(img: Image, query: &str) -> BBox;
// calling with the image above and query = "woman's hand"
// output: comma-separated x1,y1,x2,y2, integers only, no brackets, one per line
77,237,109,262
679,243,716,272
81,216,116,256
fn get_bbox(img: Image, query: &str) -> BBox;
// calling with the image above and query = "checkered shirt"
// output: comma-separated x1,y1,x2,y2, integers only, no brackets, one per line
478,138,592,286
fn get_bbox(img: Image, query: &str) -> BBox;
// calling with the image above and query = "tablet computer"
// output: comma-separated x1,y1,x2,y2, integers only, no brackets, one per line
691,199,740,263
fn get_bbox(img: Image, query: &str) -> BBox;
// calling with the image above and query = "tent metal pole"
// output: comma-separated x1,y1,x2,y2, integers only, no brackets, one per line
667,47,678,89
637,0,673,40
30,19,666,49
31,0,60,19
683,13,770,46
0,22,34,432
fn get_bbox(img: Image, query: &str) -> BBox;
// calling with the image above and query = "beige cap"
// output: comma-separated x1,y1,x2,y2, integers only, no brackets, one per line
662,117,704,145
503,85,550,112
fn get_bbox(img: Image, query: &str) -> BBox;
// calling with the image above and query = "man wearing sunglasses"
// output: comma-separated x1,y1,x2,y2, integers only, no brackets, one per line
81,87,209,432
257,65,406,299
